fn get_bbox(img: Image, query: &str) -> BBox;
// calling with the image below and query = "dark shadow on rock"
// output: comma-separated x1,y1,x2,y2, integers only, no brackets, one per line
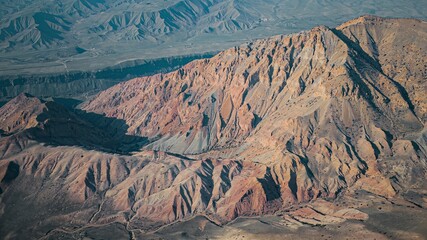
196,159,215,205
1,162,19,183
51,97,83,109
258,167,281,202
167,152,195,161
252,113,262,128
26,100,148,155
288,169,298,200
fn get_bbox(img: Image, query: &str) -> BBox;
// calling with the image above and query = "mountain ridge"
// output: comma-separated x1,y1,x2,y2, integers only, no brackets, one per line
0,16,426,239
83,15,426,152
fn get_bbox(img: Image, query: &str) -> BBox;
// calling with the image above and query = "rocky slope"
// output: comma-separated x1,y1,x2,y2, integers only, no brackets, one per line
84,16,426,150
83,14,427,221
0,16,426,239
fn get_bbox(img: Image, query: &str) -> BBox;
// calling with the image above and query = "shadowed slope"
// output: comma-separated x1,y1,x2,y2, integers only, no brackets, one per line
0,93,148,155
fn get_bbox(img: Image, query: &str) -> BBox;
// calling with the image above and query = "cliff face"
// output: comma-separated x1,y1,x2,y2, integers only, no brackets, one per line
1,16,426,238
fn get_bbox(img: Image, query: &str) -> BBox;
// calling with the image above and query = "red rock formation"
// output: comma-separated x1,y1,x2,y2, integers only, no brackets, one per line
0,16,426,238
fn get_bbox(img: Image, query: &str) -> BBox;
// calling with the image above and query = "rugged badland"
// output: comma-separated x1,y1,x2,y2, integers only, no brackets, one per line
0,16,426,239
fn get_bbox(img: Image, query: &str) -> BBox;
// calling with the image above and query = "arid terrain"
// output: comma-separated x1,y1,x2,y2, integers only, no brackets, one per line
0,16,426,239
1,0,427,104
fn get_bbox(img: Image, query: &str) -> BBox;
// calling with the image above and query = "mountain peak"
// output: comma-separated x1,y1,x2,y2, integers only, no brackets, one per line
335,14,427,30
0,94,47,134
336,15,385,29
11,92,42,104
16,92,36,98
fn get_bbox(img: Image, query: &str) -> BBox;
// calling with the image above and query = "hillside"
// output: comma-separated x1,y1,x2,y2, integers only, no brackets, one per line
0,16,426,239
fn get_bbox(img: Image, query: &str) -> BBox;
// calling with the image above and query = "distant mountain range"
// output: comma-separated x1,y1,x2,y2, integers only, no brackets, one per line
1,0,426,75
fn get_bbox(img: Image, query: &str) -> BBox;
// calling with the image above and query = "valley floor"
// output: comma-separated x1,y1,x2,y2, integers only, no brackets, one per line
31,191,427,240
